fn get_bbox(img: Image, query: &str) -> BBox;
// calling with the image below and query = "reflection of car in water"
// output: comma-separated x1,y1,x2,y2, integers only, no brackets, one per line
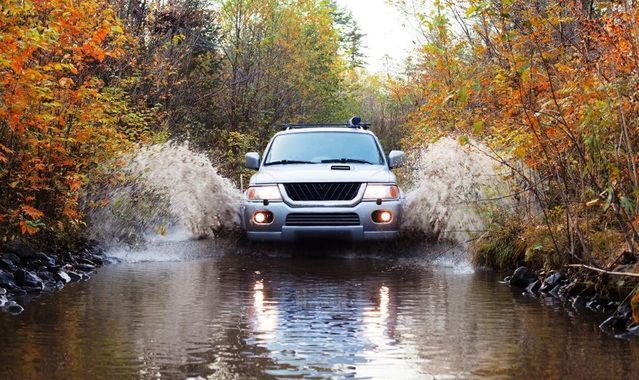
241,117,405,241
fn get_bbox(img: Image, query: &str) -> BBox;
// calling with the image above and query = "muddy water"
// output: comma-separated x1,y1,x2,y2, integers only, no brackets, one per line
0,241,637,379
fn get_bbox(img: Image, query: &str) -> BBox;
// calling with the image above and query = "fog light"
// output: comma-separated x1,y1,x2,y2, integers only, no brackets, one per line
253,211,274,224
372,210,393,223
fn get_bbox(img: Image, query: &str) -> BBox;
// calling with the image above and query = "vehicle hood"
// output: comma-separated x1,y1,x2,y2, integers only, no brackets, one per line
250,164,396,184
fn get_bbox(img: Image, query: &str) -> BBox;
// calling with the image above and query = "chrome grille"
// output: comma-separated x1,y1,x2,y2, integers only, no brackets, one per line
283,183,361,201
285,213,360,226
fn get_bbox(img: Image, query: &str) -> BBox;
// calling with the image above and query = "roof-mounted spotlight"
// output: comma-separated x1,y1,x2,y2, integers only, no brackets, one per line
348,116,362,128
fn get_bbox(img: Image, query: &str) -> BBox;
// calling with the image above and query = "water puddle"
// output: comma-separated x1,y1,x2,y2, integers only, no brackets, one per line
0,242,636,379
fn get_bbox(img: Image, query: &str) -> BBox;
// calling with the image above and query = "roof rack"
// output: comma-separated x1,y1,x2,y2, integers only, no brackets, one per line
281,117,371,131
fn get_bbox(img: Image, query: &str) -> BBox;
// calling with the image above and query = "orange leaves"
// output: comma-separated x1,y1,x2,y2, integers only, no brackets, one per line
69,178,82,192
21,205,44,220
19,220,39,235
0,0,136,239
58,77,73,88
81,42,106,62
62,203,80,220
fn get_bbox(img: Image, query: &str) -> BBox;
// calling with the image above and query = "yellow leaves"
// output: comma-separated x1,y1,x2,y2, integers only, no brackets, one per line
0,143,13,155
513,145,527,159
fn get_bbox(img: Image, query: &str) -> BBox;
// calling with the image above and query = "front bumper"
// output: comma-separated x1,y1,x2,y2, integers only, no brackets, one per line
241,199,403,242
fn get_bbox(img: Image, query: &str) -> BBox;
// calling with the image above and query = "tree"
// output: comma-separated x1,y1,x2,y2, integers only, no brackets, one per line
0,0,140,240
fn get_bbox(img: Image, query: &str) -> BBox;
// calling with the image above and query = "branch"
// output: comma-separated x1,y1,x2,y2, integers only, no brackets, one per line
566,264,639,278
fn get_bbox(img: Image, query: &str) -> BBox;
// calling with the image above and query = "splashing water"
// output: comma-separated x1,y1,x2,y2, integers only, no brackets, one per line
86,142,241,247
403,137,515,245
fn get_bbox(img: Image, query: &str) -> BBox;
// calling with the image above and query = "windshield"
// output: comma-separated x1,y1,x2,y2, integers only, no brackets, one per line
264,132,384,165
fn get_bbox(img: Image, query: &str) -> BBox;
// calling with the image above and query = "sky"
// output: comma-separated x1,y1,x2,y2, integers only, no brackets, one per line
335,0,421,74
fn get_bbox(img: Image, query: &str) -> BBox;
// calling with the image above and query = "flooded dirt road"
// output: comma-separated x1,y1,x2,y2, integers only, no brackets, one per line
0,240,637,379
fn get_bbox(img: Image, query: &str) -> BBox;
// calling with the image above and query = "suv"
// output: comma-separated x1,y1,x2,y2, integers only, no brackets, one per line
241,118,405,241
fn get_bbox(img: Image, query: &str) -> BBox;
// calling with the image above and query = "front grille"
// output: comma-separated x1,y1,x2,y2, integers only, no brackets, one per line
285,213,360,226
283,183,361,201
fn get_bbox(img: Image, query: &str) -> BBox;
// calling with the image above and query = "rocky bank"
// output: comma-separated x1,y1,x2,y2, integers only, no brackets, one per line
0,240,107,315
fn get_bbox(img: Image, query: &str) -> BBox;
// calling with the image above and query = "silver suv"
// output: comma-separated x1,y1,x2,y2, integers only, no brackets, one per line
241,119,405,241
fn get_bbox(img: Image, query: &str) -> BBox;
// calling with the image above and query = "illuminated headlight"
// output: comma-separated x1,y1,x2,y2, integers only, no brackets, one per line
363,184,400,200
253,211,274,224
246,185,282,201
372,210,393,223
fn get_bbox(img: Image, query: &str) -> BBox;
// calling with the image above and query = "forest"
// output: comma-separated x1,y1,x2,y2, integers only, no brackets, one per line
1,0,639,306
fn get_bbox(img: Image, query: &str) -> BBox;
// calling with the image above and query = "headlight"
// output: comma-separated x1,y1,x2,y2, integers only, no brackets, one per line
363,184,400,200
246,185,282,201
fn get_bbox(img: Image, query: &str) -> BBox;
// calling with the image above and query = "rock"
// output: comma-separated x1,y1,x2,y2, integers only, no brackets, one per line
62,252,77,264
4,301,24,315
36,271,58,291
9,288,26,296
526,280,541,294
14,269,43,289
571,295,587,310
29,252,56,268
2,240,37,258
54,271,72,284
0,270,17,289
586,298,602,312
23,286,43,293
556,279,582,299
37,271,54,282
509,266,538,288
78,257,97,266
0,257,18,272
615,325,639,339
87,254,104,265
75,263,96,273
67,271,83,282
1,253,21,265
540,272,562,292
43,280,64,291
0,294,7,307
0,288,6,295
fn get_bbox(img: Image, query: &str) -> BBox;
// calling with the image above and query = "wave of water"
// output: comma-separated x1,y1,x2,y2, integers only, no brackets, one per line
86,142,241,247
86,137,515,267
402,137,515,245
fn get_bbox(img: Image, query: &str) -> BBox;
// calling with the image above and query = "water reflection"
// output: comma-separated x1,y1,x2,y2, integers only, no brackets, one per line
251,279,278,341
0,244,637,379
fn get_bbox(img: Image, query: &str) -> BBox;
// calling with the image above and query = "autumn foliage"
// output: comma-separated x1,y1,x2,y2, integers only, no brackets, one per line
0,0,367,243
0,0,140,240
393,0,639,270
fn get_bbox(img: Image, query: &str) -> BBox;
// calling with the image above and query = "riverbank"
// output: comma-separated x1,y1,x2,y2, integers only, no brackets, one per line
501,263,639,339
0,240,106,315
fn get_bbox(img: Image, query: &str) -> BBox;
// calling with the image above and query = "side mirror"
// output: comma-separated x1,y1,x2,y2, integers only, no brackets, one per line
388,150,405,169
245,152,260,170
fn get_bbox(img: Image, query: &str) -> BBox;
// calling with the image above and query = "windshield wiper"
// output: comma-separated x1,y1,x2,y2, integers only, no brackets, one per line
264,160,315,166
321,158,374,165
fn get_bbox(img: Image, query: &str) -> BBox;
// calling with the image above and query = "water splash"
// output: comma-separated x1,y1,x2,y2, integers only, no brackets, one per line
86,142,241,247
403,137,515,245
